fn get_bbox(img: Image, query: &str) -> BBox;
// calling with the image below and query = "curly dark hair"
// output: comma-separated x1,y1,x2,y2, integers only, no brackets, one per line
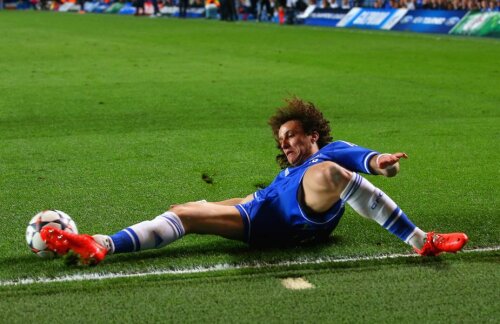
268,97,332,168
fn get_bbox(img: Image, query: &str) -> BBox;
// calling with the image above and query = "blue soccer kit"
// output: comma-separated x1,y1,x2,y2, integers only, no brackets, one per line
235,140,378,246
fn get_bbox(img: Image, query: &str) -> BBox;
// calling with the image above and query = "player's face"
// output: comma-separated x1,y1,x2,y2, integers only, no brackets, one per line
278,120,319,166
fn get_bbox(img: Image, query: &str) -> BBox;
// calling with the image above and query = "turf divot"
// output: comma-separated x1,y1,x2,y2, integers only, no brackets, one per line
281,277,314,290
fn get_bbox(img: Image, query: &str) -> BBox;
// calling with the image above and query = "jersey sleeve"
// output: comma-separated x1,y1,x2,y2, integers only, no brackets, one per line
320,141,378,174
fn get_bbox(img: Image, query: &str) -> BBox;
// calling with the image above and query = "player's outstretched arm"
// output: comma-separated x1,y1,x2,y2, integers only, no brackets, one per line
370,152,408,177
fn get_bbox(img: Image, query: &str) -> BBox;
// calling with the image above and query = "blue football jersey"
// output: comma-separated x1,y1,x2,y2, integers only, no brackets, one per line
236,141,378,246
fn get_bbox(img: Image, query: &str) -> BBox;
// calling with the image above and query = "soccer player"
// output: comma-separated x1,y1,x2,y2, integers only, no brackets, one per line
41,98,468,265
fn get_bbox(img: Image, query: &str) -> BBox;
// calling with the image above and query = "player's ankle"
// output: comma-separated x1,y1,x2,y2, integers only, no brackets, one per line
92,234,115,254
406,228,426,250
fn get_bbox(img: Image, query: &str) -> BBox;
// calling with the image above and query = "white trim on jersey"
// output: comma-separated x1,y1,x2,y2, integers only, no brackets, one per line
237,204,251,243
364,151,378,174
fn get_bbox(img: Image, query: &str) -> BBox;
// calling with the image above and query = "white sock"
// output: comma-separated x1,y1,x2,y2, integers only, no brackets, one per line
341,173,426,248
108,211,185,253
406,228,426,250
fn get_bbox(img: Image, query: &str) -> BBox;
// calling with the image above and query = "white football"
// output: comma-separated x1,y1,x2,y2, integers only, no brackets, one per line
26,210,78,258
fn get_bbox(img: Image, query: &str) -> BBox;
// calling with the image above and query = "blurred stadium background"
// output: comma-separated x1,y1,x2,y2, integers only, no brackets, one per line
1,0,499,37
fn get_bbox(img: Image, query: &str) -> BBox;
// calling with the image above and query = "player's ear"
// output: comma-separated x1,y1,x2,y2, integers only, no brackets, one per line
311,131,320,144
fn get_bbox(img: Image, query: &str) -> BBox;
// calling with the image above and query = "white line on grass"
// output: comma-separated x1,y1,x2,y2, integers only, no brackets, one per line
2,246,498,287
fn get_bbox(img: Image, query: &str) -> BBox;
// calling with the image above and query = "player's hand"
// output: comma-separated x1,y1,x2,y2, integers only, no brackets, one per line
377,152,408,169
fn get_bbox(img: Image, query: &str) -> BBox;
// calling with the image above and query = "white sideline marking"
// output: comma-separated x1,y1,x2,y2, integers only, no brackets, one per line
1,246,499,287
282,277,314,290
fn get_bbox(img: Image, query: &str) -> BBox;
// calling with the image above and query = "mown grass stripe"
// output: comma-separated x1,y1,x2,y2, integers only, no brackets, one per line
2,246,498,287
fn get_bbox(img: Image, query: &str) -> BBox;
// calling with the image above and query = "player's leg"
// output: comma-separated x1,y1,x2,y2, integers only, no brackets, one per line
302,161,467,255
94,202,244,254
41,202,244,264
172,203,245,238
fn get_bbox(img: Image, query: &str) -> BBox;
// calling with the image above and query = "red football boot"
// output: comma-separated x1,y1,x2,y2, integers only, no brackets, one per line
40,227,108,265
415,232,468,256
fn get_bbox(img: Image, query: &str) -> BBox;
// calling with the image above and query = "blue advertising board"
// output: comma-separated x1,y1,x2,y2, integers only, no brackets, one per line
304,8,350,27
173,7,205,18
160,5,205,18
392,9,467,34
337,8,407,30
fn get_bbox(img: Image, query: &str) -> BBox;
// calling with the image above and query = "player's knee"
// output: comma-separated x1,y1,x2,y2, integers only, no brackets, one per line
312,161,351,191
169,205,201,233
169,204,188,222
169,205,193,219
302,162,351,213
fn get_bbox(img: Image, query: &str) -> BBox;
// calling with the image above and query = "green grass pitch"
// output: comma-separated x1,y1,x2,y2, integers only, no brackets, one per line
0,10,499,322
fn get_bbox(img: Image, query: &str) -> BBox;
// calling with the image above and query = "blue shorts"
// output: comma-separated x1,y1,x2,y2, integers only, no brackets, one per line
235,174,345,247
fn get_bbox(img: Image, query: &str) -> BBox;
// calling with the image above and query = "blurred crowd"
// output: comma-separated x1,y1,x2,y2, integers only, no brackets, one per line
8,0,500,16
